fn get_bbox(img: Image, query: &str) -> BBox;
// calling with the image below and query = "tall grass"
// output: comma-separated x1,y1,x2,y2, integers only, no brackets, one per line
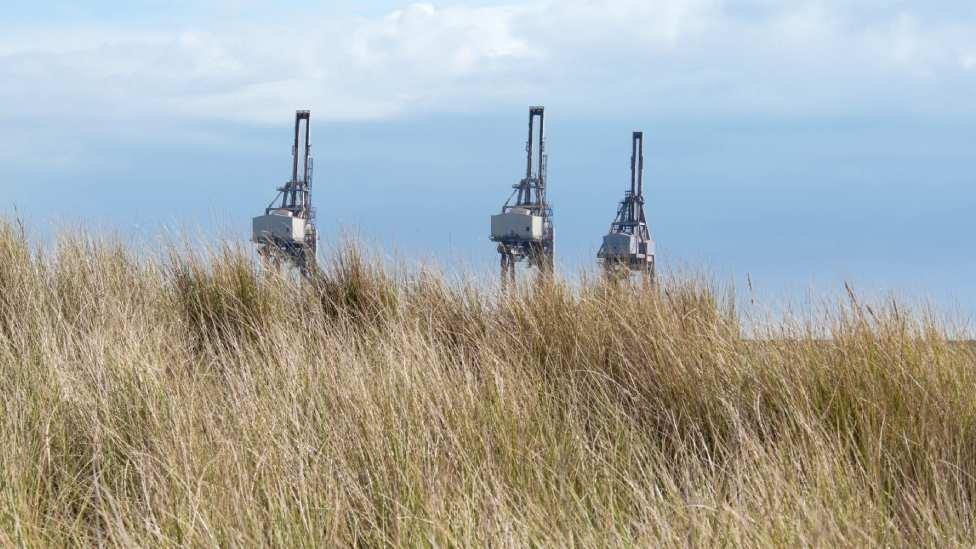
0,220,974,546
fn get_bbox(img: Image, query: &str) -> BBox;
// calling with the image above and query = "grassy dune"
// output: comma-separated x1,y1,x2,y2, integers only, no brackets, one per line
0,221,975,546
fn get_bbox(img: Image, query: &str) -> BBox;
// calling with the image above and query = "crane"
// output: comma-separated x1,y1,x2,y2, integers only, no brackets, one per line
597,131,655,280
252,110,318,275
490,106,554,285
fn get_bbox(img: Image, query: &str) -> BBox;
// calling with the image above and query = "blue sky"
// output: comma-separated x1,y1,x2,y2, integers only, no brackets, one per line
1,1,975,310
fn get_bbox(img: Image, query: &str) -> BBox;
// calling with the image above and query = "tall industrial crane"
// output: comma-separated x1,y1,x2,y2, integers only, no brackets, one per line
597,131,655,280
252,110,318,275
490,106,554,284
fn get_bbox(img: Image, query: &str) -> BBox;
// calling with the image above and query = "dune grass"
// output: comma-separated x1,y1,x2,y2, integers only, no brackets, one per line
0,220,975,546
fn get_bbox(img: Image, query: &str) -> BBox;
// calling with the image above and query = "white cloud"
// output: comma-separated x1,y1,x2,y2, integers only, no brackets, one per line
1,0,975,128
353,3,532,72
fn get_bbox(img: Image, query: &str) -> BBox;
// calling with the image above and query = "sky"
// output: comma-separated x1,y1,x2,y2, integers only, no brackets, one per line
1,0,975,312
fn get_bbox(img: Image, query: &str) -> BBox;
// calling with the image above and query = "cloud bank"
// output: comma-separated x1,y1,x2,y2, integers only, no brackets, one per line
1,0,975,125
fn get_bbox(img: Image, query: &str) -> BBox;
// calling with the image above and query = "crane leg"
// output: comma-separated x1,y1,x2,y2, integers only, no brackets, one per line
501,249,517,290
500,252,509,289
512,251,520,287
543,242,554,275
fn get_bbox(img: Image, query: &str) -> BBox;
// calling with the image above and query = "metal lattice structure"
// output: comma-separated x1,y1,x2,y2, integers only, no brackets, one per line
252,110,318,275
490,106,554,284
597,131,655,280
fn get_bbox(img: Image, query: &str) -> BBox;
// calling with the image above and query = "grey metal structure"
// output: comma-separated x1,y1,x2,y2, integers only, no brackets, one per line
252,110,318,274
490,106,554,283
597,131,655,279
